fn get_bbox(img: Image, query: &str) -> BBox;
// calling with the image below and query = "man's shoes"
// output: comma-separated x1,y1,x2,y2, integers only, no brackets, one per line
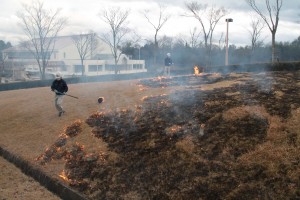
58,110,65,117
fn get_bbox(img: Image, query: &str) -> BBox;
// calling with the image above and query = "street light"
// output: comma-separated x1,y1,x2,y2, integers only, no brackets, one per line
225,18,233,66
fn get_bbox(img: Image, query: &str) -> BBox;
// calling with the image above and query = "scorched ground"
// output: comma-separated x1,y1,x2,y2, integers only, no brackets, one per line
35,71,300,199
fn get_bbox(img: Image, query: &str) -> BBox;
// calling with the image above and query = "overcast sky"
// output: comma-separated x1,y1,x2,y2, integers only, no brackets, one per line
1,0,300,47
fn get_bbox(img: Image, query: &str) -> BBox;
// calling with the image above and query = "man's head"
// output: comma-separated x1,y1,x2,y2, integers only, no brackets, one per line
55,72,62,80
167,53,171,57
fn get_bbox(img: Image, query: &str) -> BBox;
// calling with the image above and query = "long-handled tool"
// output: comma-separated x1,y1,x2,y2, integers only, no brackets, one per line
55,91,79,99
63,93,79,99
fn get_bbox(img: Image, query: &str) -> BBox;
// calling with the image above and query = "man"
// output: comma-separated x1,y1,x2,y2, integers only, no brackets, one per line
51,72,68,117
164,53,173,77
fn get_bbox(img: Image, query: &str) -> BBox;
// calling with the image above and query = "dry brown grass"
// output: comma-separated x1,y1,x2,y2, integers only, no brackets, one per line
175,135,195,153
0,78,176,188
0,79,169,154
1,73,299,199
219,104,299,168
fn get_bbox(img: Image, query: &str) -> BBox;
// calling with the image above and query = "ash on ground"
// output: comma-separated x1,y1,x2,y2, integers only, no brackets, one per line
38,72,300,199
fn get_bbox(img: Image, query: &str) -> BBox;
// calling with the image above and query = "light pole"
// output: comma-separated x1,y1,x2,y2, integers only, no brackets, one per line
225,18,233,66
138,47,141,60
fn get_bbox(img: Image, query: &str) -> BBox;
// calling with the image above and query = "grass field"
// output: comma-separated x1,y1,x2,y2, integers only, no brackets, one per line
1,72,300,199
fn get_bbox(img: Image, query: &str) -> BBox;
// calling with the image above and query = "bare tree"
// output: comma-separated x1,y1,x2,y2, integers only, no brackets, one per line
189,27,202,48
159,35,173,50
0,54,8,78
0,41,11,75
72,32,98,76
218,32,224,48
142,4,171,67
184,2,227,66
248,18,265,52
99,7,130,74
17,1,67,79
245,0,282,62
120,31,142,59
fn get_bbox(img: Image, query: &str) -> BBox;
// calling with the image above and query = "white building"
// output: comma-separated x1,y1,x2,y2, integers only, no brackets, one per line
2,35,146,80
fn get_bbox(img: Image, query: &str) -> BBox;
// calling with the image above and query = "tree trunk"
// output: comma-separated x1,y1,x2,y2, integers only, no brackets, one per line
42,61,46,80
114,57,118,74
205,46,210,67
81,59,85,76
271,32,276,63
154,35,158,69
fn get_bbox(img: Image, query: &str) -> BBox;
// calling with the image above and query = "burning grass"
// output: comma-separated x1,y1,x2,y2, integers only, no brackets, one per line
35,71,300,199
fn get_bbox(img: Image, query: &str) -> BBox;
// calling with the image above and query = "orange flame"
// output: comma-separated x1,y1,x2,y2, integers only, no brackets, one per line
59,170,70,182
141,96,149,101
194,66,199,75
166,125,182,136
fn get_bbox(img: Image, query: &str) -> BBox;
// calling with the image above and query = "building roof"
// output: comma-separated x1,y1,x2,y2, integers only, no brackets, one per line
2,34,108,52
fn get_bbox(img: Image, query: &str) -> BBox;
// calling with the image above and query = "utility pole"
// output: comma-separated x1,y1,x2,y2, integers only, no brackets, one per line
225,18,233,66
138,47,141,60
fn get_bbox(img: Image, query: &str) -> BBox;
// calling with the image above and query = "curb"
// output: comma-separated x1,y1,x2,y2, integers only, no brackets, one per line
0,146,89,200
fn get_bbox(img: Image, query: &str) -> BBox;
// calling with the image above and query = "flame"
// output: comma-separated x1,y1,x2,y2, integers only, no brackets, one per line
76,142,85,149
171,126,180,132
194,66,199,75
156,76,163,81
141,96,149,101
166,125,183,135
194,65,204,76
59,170,70,182
137,84,146,92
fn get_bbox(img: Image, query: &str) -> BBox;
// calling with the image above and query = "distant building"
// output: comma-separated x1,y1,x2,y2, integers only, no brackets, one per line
1,35,146,80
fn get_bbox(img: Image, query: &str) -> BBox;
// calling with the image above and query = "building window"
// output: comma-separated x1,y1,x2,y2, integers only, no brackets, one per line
133,64,143,69
63,52,66,58
105,65,116,71
74,65,82,73
60,65,67,71
100,54,114,60
88,65,102,72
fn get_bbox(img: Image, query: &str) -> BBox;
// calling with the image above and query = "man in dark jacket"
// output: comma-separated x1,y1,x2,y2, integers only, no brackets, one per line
51,72,68,117
164,53,173,77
